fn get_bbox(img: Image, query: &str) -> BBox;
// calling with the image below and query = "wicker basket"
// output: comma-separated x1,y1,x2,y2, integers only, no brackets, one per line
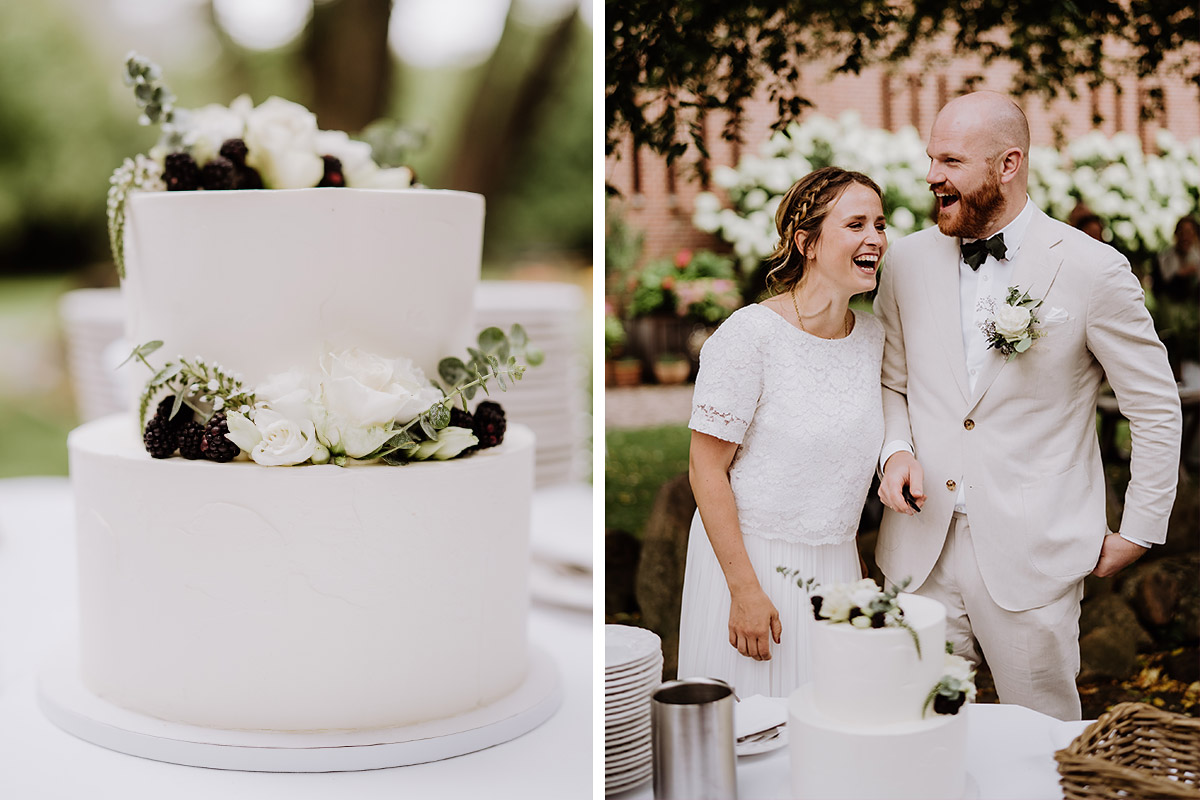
1055,702,1200,800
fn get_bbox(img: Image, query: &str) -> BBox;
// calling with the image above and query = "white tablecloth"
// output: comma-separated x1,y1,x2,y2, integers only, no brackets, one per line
0,477,592,800
614,696,1093,799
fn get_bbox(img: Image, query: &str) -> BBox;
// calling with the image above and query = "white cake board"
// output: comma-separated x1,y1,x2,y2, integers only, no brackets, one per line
38,644,562,772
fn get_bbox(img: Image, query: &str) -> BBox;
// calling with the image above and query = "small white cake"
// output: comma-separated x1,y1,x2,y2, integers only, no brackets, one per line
789,592,970,800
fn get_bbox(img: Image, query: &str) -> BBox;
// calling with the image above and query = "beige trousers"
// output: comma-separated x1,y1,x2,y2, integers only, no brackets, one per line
914,512,1084,721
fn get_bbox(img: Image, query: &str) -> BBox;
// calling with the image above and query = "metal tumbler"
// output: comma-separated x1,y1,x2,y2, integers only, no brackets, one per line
651,678,737,800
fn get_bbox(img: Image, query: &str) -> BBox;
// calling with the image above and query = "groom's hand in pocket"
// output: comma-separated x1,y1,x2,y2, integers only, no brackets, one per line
728,587,782,661
880,451,925,515
1092,533,1147,578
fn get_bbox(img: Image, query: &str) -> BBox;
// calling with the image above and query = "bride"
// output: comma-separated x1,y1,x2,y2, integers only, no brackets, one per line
677,166,890,697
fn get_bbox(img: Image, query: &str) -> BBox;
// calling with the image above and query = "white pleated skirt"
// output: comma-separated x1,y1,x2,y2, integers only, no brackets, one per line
676,510,861,698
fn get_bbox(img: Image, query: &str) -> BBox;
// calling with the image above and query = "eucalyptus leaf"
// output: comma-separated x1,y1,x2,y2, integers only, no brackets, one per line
427,404,451,430
381,450,413,466
477,327,508,357
524,347,545,367
438,357,471,387
509,324,528,349
419,416,438,440
1015,336,1033,352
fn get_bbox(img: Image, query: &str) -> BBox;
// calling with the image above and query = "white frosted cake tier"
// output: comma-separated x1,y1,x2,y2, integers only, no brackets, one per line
120,188,482,385
68,414,534,733
808,592,946,725
788,684,968,800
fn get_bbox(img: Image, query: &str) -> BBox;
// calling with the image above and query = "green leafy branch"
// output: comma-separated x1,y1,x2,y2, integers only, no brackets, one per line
436,324,544,406
119,341,255,430
369,325,543,466
107,155,164,278
123,52,177,131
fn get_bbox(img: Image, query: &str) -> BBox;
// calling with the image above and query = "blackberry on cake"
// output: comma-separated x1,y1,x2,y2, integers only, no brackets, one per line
200,413,240,462
318,155,346,187
201,156,236,191
153,395,192,433
233,164,264,190
472,401,506,449
142,416,178,458
448,406,474,429
218,138,248,167
177,420,207,460
163,152,200,191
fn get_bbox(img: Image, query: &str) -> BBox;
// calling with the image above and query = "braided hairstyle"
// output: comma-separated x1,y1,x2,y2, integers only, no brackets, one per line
765,166,883,294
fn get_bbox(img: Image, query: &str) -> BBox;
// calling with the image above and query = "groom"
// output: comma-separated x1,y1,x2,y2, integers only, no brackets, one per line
874,91,1181,721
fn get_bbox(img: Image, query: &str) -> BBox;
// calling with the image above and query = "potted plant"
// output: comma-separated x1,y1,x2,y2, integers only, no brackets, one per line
612,357,644,387
653,353,691,385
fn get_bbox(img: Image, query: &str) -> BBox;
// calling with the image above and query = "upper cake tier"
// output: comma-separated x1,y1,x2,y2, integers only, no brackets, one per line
808,592,946,725
121,188,482,384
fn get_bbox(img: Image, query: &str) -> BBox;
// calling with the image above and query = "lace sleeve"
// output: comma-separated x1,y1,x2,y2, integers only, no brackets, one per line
688,313,763,443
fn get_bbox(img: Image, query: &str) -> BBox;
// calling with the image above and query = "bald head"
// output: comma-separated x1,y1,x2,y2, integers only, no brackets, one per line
926,91,1030,237
934,91,1030,160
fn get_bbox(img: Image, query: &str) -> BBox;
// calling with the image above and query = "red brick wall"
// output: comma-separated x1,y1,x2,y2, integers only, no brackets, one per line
607,50,1200,267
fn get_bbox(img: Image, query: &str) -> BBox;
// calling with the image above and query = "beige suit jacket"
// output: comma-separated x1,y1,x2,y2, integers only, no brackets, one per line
874,206,1181,611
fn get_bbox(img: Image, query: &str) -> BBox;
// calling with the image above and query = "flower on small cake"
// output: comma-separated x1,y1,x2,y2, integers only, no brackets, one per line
776,571,922,655
924,651,978,717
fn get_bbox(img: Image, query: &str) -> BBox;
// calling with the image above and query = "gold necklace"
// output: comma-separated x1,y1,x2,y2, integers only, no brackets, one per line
791,286,850,339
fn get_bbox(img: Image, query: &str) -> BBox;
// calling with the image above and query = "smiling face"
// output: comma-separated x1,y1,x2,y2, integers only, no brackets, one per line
926,126,1006,239
926,92,1029,239
803,182,887,294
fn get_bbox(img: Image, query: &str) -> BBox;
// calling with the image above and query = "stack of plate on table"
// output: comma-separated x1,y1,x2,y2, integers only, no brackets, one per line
475,281,587,487
529,482,592,611
605,624,663,795
58,288,128,421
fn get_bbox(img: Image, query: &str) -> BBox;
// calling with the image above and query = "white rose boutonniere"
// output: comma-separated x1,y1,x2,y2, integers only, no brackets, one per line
243,96,324,189
980,286,1054,362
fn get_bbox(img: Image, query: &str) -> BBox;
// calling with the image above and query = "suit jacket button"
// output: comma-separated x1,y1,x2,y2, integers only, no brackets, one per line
946,479,957,491
963,419,975,430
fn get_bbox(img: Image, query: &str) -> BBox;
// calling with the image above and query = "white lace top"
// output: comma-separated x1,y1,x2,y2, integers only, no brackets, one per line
689,304,885,545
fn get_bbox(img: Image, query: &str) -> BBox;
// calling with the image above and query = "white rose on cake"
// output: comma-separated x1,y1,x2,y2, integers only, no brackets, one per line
321,348,441,426
244,97,324,189
225,406,327,466
993,303,1032,340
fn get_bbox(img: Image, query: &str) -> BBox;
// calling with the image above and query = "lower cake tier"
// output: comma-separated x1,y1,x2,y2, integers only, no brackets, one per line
67,414,535,733
788,684,968,800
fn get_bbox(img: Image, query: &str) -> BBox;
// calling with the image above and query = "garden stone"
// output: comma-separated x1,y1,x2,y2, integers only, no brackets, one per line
634,471,696,680
1078,593,1152,651
1078,624,1139,680
1120,558,1183,628
605,530,642,617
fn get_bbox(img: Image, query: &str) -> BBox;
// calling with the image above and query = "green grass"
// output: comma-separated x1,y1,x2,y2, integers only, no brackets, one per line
0,274,79,477
0,396,72,477
605,424,691,538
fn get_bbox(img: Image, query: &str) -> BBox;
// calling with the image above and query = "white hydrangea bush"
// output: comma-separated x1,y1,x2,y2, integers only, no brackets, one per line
695,112,1200,268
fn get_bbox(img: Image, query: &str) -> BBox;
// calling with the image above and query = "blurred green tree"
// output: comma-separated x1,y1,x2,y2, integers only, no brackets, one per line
607,0,1198,167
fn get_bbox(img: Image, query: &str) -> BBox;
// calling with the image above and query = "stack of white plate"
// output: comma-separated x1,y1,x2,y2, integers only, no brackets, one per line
475,281,587,487
58,288,128,422
605,625,663,795
529,482,592,612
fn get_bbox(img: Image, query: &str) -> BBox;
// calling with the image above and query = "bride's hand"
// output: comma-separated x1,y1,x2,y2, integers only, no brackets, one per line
728,587,781,661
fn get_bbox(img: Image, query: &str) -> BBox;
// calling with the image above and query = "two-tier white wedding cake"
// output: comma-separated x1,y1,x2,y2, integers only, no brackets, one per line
788,589,972,800
69,188,536,733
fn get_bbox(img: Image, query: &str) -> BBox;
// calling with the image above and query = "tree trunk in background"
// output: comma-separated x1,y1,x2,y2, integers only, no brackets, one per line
448,9,578,197
304,0,392,133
